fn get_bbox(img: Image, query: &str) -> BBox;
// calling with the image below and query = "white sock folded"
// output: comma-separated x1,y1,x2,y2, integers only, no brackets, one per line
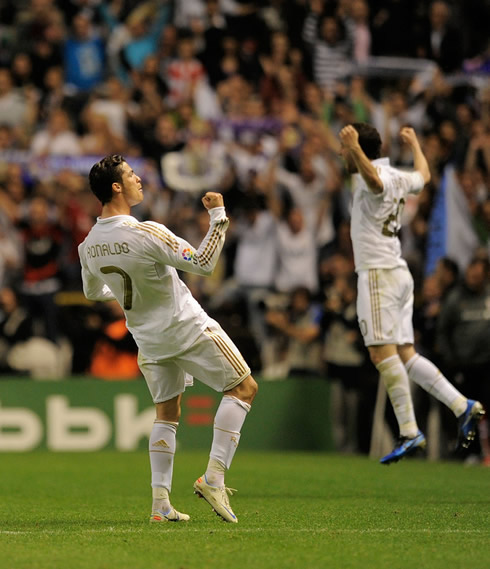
377,355,418,438
405,354,467,417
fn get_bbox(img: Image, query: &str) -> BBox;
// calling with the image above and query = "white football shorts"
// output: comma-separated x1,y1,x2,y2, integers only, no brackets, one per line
356,266,414,347
138,319,251,403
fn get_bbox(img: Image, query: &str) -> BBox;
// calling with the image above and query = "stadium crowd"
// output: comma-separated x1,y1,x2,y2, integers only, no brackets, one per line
0,0,489,456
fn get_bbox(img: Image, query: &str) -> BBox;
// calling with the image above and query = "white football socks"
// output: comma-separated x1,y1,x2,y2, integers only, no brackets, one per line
206,396,251,487
149,419,177,512
377,355,418,438
405,354,467,417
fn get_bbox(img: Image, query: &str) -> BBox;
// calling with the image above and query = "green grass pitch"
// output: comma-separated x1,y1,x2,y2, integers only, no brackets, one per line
0,451,488,569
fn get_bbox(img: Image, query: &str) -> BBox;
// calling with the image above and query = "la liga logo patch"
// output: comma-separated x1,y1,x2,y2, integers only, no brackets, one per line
182,248,194,261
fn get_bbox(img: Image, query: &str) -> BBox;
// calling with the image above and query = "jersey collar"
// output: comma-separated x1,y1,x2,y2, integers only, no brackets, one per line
96,214,135,224
372,157,390,166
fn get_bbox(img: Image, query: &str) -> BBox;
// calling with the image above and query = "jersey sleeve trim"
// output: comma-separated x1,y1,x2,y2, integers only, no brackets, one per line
125,221,179,252
195,219,228,266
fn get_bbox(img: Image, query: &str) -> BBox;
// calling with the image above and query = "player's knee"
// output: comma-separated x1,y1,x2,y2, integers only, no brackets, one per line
156,396,182,422
227,375,258,404
369,352,383,367
368,345,397,367
246,375,258,401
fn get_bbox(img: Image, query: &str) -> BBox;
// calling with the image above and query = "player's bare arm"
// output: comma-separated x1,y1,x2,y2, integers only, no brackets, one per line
340,125,384,194
202,192,224,210
399,127,431,185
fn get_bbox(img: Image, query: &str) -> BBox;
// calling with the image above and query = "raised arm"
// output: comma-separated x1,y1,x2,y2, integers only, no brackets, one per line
141,192,229,276
400,127,431,185
339,125,383,194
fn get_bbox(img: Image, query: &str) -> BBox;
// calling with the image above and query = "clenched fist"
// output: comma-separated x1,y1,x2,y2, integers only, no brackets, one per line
202,192,224,210
339,125,360,150
400,127,420,148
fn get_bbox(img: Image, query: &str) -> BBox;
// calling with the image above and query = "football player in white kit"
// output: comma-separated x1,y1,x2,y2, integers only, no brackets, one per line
79,155,258,522
339,123,484,464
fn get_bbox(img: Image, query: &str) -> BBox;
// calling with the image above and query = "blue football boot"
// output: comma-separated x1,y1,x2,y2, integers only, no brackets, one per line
456,400,485,451
380,430,426,465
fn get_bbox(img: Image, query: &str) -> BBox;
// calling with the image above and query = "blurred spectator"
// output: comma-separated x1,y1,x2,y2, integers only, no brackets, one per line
119,0,172,75
80,106,126,156
14,0,63,46
226,127,276,190
275,207,319,294
166,28,207,108
265,286,323,379
464,119,490,182
0,212,23,288
322,274,373,453
11,52,36,91
0,287,35,375
423,69,456,134
28,14,65,90
64,10,105,92
83,75,130,139
415,0,464,73
434,256,459,299
140,112,185,174
52,169,96,287
0,68,36,134
0,124,14,151
17,195,65,344
236,35,262,86
303,5,353,93
475,197,490,256
0,164,29,225
162,118,229,193
221,0,268,46
173,0,206,30
370,0,416,57
196,0,227,86
0,285,69,379
274,150,337,250
344,0,371,64
372,89,425,165
437,255,490,461
38,65,76,123
414,273,444,359
127,56,167,141
30,107,82,156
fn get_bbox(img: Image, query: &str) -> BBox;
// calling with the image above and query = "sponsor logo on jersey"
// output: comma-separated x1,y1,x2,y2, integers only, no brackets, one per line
182,248,194,261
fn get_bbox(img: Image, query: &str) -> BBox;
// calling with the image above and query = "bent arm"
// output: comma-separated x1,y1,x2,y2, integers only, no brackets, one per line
78,244,116,302
400,127,430,185
143,206,229,276
190,206,229,275
339,125,383,194
347,144,384,193
81,266,116,302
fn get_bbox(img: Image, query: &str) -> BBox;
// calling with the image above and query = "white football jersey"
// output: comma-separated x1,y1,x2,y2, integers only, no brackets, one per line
78,207,229,361
350,158,424,272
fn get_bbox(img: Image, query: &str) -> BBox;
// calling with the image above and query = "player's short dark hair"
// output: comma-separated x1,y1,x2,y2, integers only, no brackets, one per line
351,123,382,160
89,155,126,205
